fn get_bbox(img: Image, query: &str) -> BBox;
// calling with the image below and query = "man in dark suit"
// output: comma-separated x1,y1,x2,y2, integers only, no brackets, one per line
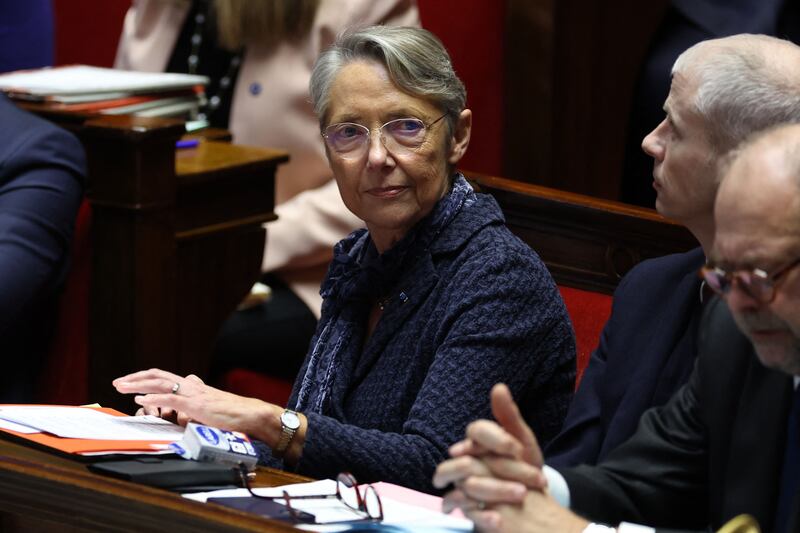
545,33,800,468
433,123,800,532
0,94,85,401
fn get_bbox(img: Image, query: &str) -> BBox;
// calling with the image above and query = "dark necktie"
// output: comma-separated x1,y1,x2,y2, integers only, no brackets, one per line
776,384,800,533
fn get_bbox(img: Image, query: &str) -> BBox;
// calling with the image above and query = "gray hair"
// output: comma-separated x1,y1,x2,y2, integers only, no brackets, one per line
672,34,800,154
309,26,466,134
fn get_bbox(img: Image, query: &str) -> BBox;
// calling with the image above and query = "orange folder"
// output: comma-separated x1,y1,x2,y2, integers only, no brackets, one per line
0,405,177,457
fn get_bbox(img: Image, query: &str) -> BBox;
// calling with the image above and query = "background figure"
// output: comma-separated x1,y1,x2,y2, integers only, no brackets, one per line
620,0,800,206
0,94,85,402
114,0,420,389
0,0,54,73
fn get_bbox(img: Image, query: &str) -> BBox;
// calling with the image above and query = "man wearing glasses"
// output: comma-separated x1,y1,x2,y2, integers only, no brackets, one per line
434,123,800,532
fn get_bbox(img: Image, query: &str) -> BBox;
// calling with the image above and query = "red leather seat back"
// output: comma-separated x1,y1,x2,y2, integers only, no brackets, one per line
220,369,294,407
558,285,612,388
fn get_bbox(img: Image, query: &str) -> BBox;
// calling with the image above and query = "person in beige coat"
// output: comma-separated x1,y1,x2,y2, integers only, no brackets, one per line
115,0,420,384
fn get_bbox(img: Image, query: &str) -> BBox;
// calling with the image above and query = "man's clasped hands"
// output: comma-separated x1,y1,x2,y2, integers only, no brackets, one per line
433,384,590,533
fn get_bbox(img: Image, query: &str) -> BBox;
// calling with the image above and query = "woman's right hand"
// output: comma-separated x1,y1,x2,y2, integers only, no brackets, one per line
113,368,308,464
113,368,279,437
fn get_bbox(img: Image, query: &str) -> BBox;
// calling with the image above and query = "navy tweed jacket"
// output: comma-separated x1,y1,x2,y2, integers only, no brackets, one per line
262,190,576,493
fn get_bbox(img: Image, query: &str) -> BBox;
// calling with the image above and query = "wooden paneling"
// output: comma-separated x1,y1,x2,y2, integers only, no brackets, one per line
504,0,669,199
503,0,554,185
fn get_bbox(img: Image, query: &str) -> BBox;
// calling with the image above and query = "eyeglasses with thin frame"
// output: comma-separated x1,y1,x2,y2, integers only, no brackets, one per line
237,467,383,523
322,113,447,159
699,256,800,303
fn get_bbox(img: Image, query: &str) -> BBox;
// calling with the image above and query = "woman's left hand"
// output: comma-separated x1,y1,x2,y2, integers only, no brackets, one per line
112,368,280,440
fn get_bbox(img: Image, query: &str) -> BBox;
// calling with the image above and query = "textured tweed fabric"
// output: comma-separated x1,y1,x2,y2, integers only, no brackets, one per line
260,175,575,493
295,176,477,416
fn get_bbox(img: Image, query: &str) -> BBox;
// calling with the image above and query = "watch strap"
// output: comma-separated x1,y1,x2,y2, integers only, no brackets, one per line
274,410,298,457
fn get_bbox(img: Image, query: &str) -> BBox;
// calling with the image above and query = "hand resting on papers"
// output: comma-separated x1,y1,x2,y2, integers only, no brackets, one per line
113,368,307,464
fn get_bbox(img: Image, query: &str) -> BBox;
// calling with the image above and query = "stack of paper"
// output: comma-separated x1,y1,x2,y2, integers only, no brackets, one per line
0,65,209,118
0,405,184,456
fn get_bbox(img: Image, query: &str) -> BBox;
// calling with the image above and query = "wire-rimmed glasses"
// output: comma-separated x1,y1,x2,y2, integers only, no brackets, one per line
322,113,447,159
699,257,800,303
237,468,383,523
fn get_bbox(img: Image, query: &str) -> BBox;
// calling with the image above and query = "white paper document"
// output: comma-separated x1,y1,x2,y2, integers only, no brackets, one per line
185,479,473,531
0,65,209,98
0,417,39,434
0,406,184,441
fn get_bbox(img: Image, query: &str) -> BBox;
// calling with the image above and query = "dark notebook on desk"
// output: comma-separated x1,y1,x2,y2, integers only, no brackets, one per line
208,496,316,523
89,457,239,491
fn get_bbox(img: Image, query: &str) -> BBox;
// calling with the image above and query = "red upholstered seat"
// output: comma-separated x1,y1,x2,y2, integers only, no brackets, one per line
558,286,612,388
220,368,294,407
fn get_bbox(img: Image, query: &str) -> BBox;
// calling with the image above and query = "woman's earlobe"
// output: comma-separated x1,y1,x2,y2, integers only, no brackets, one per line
448,109,472,164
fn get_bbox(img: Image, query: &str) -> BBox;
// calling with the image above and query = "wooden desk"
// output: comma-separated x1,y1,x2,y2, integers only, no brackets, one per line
0,436,306,532
24,107,288,410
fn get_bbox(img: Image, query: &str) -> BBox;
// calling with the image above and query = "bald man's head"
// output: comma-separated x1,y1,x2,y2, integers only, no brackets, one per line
711,124,800,375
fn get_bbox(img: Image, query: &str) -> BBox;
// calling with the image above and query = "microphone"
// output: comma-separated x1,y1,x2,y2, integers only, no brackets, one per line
171,422,259,471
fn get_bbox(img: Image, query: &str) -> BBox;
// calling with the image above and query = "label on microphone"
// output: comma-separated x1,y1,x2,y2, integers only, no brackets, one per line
170,422,258,471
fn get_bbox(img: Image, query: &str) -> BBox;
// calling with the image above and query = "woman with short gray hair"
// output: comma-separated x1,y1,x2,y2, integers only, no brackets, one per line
114,26,575,495
310,25,466,137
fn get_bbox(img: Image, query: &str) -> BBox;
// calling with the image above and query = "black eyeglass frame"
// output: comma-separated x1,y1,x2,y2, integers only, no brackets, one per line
699,256,800,303
236,467,383,523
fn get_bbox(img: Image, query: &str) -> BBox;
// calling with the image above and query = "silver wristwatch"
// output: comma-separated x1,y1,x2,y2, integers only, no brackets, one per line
274,409,301,457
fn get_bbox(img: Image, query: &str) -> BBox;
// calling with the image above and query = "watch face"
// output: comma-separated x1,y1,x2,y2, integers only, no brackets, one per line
281,410,301,430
